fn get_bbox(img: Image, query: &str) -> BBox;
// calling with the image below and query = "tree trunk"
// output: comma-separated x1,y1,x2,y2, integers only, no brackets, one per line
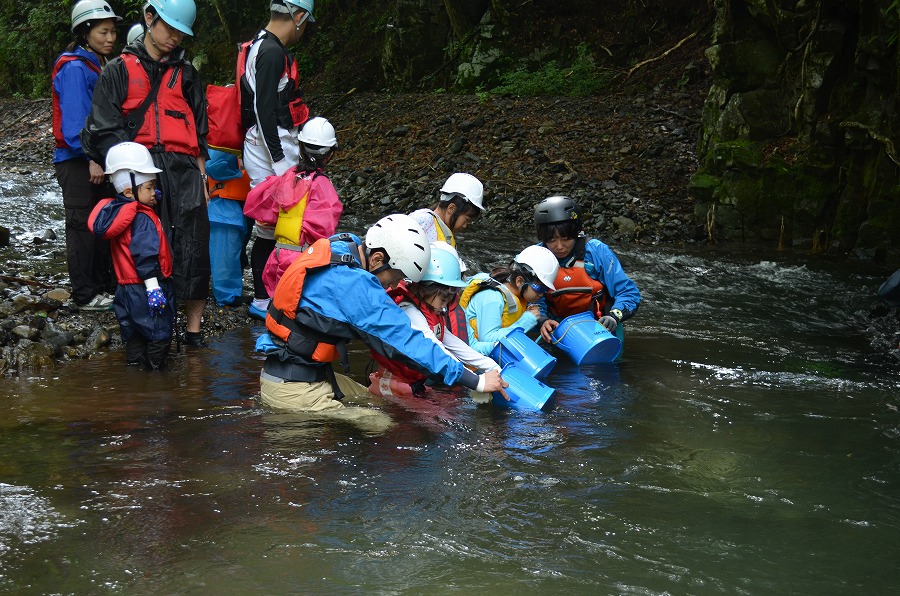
443,0,489,40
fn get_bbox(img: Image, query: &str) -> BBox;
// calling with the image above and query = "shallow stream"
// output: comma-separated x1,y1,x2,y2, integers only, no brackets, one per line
1,169,899,593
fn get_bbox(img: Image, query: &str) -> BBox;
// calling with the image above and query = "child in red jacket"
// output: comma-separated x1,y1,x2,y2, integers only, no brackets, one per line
89,142,175,369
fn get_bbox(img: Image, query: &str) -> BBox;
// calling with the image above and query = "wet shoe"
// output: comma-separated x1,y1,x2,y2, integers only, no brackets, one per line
77,293,114,311
183,331,207,348
248,299,269,321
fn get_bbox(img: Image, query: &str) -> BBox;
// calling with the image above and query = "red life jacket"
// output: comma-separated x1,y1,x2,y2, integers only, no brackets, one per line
546,238,608,319
370,282,444,384
445,296,469,343
51,54,101,149
265,237,358,363
121,54,199,156
88,199,173,285
239,32,309,132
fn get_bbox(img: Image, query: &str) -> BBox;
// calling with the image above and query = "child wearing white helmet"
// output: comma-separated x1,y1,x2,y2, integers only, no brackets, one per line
408,172,485,342
409,172,485,249
243,116,342,318
368,242,502,400
88,142,175,369
52,0,123,311
459,245,560,357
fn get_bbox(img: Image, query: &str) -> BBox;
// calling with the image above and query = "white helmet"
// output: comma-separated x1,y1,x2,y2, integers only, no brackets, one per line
105,142,162,193
514,245,559,291
71,0,122,33
421,242,467,288
298,117,338,155
126,23,144,45
440,172,484,211
365,214,431,283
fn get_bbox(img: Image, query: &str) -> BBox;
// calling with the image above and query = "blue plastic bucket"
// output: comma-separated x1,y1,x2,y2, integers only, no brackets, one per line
488,327,557,380
492,363,555,410
550,312,622,365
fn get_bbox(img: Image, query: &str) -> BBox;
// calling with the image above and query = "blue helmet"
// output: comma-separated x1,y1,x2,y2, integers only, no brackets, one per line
146,0,196,36
282,0,316,22
421,242,467,288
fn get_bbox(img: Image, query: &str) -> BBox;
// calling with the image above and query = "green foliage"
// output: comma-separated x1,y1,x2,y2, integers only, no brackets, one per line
490,43,615,97
888,0,900,47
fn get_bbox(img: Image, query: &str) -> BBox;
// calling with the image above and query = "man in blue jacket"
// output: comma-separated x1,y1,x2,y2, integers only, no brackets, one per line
259,214,508,413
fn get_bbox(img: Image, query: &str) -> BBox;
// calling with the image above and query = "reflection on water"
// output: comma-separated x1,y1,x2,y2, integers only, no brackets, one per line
2,176,900,591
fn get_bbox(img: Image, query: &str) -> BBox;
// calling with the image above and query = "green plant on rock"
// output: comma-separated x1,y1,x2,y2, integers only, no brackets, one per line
491,43,614,97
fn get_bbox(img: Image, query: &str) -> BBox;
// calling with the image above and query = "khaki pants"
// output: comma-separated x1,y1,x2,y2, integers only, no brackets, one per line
260,372,393,433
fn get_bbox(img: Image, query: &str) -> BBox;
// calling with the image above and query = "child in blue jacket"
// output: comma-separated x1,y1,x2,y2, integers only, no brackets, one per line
533,196,641,345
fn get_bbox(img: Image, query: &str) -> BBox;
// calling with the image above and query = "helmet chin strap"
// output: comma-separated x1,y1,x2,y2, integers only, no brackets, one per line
291,8,309,31
129,171,138,200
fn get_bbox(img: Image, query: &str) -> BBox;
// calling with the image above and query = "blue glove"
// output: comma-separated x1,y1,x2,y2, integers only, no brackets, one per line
147,288,167,317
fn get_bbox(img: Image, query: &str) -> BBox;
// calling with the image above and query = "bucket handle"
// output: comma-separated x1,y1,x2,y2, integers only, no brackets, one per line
549,317,602,345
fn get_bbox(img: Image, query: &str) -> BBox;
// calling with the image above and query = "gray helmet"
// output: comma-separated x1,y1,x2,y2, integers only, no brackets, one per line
71,0,122,33
534,196,581,227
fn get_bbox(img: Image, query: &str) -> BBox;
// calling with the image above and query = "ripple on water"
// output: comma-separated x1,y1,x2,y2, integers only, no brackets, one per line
0,483,71,556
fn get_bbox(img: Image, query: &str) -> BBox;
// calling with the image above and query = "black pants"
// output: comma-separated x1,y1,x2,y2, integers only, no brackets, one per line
250,236,276,299
54,158,114,305
125,335,171,370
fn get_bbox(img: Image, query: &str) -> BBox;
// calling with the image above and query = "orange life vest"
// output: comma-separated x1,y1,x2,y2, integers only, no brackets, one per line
546,238,608,319
208,170,251,201
265,237,358,363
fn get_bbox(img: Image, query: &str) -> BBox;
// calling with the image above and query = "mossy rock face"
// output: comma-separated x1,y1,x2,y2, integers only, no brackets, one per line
705,40,783,87
687,173,721,203
708,140,765,171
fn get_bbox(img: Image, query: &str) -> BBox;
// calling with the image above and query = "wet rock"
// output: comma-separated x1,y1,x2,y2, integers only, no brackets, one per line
11,294,36,313
42,229,57,241
43,288,70,302
85,326,111,352
0,226,9,248
15,340,54,371
612,215,637,234
12,325,39,340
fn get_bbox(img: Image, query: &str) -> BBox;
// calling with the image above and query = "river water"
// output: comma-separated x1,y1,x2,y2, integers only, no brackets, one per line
2,171,899,593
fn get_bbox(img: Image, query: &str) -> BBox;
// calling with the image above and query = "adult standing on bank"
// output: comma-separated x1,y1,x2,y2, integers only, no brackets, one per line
52,0,122,311
81,0,211,347
242,0,314,319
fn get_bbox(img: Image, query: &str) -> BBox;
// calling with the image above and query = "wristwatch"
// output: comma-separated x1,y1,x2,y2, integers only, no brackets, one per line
609,308,624,323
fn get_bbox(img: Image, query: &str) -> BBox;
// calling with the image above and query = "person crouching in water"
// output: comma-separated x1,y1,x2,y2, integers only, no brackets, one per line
533,196,641,344
243,116,342,308
89,142,174,369
368,242,501,399
460,246,559,356
258,214,508,415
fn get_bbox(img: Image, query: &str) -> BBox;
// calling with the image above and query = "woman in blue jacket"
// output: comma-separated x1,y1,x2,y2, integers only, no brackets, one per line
52,0,121,311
